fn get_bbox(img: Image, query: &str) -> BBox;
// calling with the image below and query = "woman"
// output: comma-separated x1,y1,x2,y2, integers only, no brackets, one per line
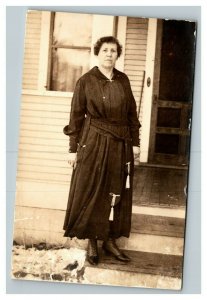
63,36,140,265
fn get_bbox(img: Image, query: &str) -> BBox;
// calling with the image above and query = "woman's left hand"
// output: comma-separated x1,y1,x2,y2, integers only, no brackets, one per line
68,153,77,169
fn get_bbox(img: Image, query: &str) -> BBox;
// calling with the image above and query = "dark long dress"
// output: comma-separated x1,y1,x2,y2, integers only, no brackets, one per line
63,66,140,241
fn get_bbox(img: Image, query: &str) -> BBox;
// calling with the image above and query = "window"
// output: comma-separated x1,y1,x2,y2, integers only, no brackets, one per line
49,12,93,92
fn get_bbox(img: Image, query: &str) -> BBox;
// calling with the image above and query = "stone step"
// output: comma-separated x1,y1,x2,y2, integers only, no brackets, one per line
131,205,186,238
84,249,183,290
63,226,184,256
116,233,184,256
14,227,184,257
14,204,185,255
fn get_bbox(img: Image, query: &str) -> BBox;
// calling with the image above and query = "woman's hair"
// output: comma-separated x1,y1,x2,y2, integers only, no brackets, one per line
94,36,122,58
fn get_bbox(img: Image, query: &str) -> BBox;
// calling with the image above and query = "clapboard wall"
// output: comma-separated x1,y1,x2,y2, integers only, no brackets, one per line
17,94,72,184
124,17,148,127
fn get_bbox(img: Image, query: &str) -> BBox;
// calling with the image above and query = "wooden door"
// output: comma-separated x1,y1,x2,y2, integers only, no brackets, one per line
149,20,196,166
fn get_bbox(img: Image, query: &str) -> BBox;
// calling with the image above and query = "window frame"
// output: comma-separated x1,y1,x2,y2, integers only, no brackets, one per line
48,12,93,93
22,12,123,97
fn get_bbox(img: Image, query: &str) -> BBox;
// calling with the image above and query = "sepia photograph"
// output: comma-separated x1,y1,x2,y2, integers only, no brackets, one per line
11,9,197,290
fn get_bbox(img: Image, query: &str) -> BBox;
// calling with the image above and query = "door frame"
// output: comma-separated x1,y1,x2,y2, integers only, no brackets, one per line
139,18,158,163
148,19,163,164
148,20,192,166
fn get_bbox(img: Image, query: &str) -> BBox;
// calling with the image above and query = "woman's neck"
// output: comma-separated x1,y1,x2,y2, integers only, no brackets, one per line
98,66,114,80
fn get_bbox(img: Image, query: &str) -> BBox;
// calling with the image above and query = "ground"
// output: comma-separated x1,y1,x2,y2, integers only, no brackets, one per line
11,244,88,284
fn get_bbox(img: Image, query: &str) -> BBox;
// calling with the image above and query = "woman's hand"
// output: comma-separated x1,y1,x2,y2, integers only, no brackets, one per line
68,153,77,169
133,146,140,162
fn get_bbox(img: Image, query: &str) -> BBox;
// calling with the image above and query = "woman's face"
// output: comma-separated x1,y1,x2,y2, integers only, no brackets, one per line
97,43,118,70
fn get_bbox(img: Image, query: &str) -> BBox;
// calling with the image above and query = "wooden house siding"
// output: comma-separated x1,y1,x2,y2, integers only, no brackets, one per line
17,94,72,185
22,11,42,90
124,17,148,126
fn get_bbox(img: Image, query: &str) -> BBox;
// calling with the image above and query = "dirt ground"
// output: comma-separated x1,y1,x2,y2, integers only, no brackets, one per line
11,243,88,284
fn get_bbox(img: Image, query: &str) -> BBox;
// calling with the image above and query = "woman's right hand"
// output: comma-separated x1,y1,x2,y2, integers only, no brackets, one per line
68,153,77,169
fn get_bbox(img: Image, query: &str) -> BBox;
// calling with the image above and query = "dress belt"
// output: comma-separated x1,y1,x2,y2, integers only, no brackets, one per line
90,118,132,189
91,117,128,127
90,118,131,142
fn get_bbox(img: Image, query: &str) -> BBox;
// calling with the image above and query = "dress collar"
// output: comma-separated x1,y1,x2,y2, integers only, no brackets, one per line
89,66,120,81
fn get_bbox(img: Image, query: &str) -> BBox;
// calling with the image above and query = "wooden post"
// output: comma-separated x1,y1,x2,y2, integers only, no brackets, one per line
140,18,157,163
90,15,116,68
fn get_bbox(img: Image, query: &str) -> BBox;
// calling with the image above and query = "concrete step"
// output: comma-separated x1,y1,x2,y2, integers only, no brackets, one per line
14,204,185,256
64,221,184,256
84,204,185,290
116,233,184,256
84,249,183,290
65,228,184,257
131,205,186,238
14,228,184,257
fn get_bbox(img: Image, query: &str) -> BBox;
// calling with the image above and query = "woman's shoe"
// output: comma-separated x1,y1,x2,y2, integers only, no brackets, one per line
87,239,99,265
102,238,130,262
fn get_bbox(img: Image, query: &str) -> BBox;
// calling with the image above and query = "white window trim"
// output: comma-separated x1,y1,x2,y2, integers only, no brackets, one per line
90,15,116,69
116,16,127,72
38,11,51,92
140,18,157,163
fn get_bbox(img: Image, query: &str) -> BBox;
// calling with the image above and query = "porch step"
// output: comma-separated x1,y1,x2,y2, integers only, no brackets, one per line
83,204,185,289
83,166,186,290
116,233,184,256
65,205,185,256
62,231,184,256
84,249,183,290
131,205,185,238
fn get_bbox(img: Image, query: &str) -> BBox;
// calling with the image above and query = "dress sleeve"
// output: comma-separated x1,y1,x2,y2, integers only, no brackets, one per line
126,76,141,146
63,78,87,153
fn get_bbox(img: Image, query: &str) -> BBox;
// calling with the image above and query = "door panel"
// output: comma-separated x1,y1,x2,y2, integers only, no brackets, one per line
149,20,196,166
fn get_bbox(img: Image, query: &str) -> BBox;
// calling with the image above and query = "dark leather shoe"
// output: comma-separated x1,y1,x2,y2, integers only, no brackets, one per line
102,238,130,262
87,239,99,265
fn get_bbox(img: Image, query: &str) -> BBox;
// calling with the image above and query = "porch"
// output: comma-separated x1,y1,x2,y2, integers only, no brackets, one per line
133,165,187,208
84,164,187,289
12,165,187,290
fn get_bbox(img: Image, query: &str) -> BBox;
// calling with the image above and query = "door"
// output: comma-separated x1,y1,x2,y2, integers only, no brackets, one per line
149,20,196,166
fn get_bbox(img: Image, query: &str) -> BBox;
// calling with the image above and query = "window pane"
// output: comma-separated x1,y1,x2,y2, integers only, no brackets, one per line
53,12,92,47
157,107,181,128
155,134,179,154
51,48,90,92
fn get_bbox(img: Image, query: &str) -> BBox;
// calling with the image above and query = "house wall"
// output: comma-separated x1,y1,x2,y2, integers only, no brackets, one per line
17,93,71,184
14,92,71,244
13,11,152,245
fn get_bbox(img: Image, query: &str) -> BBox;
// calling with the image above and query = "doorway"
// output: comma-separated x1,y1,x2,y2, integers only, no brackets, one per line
149,19,196,166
